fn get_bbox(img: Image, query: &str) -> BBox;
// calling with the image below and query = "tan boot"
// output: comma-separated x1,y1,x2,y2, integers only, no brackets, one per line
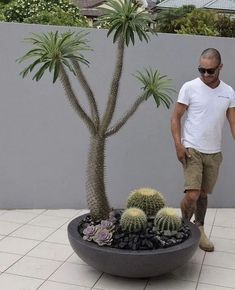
198,226,214,252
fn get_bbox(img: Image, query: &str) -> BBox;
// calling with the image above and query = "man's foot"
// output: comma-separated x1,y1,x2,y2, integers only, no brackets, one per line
198,226,214,252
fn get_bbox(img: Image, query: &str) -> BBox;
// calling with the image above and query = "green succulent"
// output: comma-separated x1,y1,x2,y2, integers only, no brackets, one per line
120,207,147,232
18,0,174,221
98,0,155,46
127,187,165,218
154,207,182,232
18,31,90,83
136,69,174,108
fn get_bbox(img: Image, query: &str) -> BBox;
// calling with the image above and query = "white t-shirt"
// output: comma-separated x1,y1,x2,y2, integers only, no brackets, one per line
178,77,235,153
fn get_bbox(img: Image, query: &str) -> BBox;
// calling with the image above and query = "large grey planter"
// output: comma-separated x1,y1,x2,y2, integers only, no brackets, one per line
67,213,200,278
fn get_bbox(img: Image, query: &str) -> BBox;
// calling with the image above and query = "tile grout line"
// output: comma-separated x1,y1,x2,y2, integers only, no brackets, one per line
0,209,52,273
34,211,91,290
209,207,217,238
0,209,49,240
36,279,93,290
1,210,78,287
0,209,89,289
35,247,94,289
1,208,82,242
198,281,235,289
0,210,82,276
195,207,218,290
0,271,45,281
198,263,235,271
143,278,150,290
90,272,104,289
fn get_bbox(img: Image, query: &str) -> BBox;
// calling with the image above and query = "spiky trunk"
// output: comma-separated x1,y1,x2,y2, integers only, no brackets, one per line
86,134,110,220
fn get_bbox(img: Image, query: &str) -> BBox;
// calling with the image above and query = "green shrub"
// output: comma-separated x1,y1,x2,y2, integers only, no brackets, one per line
0,12,5,21
0,0,12,4
176,9,219,36
0,2,5,9
216,14,235,38
154,5,195,33
4,0,88,27
24,7,88,27
154,6,235,37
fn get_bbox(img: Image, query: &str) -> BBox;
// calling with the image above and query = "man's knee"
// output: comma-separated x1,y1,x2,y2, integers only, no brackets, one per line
185,189,201,202
181,190,198,220
200,189,208,198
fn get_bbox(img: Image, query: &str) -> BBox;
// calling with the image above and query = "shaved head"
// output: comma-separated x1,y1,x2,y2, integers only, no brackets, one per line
200,48,221,65
199,48,223,88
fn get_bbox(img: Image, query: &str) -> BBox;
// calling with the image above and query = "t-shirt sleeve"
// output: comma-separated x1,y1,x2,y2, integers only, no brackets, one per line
229,88,235,108
177,83,190,105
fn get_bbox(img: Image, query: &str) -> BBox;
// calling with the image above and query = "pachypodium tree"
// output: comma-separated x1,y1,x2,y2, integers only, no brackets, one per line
18,0,174,220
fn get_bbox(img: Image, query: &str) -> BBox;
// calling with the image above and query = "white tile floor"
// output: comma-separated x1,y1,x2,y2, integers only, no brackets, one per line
0,208,234,290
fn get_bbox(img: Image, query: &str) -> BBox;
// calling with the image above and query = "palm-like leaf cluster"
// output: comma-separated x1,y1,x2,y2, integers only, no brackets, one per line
98,0,155,46
136,68,174,108
18,31,90,83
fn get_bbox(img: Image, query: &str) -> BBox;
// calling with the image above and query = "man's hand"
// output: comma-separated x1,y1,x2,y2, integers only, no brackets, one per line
175,144,191,166
227,108,235,140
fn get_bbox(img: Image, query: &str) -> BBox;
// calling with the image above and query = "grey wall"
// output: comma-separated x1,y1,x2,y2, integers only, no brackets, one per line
1,22,235,209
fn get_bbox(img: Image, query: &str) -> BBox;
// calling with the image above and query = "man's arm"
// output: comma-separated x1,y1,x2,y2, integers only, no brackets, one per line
227,107,235,139
171,102,191,165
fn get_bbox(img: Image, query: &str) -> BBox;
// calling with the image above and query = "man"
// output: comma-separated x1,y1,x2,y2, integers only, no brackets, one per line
171,48,235,252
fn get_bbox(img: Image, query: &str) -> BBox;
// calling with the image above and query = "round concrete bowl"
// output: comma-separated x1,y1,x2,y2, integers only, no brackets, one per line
67,213,200,278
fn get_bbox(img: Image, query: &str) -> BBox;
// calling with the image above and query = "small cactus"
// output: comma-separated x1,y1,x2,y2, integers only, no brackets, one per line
120,207,147,232
154,207,182,232
127,187,165,217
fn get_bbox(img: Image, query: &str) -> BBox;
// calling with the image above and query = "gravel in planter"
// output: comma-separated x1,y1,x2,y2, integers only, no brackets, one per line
78,211,191,250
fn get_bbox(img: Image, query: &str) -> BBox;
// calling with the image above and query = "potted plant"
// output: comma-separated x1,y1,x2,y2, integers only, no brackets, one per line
18,0,200,277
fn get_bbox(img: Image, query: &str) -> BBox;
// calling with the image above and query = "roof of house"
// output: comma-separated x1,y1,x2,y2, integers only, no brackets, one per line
156,0,235,12
73,0,104,17
74,0,157,17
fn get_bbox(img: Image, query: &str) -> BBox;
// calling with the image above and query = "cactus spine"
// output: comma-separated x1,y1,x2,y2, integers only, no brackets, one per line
154,207,182,232
120,208,147,232
127,187,165,217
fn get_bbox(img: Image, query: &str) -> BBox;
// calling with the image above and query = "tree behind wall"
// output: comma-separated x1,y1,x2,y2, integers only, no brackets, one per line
3,0,88,26
176,8,218,36
155,5,195,33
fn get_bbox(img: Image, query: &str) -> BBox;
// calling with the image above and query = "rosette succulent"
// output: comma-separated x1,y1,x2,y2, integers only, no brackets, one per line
120,207,147,232
154,207,182,233
93,228,113,246
83,218,115,245
83,225,99,241
100,220,115,230
127,187,166,217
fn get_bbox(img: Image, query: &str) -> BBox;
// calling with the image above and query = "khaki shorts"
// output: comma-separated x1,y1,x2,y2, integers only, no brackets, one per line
184,148,223,193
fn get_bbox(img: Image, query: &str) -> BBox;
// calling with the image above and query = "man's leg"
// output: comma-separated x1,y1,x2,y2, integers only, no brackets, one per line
194,191,208,226
194,191,214,252
181,190,200,221
182,148,202,221
196,152,222,252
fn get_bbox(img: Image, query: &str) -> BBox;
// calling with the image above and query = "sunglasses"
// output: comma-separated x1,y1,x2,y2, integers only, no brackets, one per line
198,65,220,75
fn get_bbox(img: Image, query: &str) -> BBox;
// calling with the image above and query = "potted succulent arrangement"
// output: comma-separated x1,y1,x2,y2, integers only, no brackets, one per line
18,0,200,278
69,188,200,277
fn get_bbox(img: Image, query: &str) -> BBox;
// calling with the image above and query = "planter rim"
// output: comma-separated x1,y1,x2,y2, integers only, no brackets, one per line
68,213,200,256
